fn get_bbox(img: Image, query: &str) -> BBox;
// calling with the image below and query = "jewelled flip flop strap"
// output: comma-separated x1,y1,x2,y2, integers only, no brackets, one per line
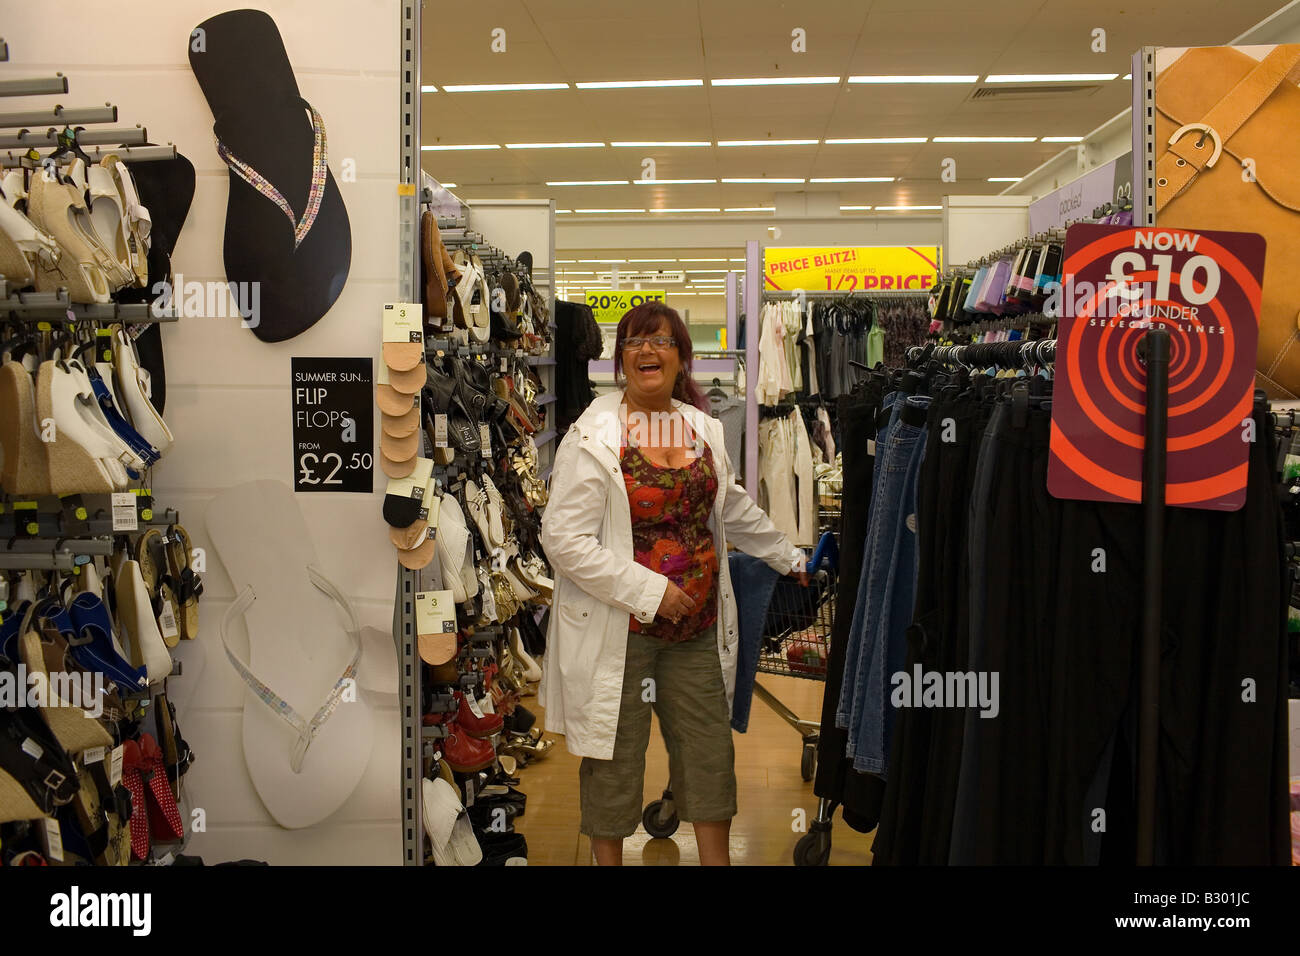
215,102,328,249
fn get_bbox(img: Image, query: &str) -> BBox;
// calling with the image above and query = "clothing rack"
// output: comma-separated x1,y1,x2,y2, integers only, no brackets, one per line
762,289,931,300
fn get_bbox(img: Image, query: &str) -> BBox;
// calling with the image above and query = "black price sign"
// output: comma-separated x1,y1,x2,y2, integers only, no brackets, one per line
291,357,374,493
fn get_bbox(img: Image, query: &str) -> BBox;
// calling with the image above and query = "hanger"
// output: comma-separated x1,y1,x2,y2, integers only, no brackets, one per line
45,126,95,176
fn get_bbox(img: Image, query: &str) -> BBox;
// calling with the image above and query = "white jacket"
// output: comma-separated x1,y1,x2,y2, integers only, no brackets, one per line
538,390,801,759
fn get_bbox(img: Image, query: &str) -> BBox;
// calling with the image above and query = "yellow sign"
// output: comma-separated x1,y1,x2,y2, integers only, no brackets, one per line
585,289,666,324
764,246,941,293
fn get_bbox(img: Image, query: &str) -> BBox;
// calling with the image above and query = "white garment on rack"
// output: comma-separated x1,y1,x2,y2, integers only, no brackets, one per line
803,307,819,396
756,303,791,405
757,408,817,547
783,302,802,393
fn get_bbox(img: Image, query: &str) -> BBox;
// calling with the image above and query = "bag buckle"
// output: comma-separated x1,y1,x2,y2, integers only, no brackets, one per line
1167,123,1223,168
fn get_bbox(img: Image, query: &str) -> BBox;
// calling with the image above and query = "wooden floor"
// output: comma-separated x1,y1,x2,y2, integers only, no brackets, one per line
512,673,875,866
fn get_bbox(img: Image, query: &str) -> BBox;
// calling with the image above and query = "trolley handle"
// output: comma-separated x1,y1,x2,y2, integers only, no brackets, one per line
805,531,838,575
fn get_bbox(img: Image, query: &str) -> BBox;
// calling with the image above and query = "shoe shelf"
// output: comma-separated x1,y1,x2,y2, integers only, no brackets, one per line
526,355,556,366
0,535,113,571
1,289,179,324
0,104,117,128
0,504,181,540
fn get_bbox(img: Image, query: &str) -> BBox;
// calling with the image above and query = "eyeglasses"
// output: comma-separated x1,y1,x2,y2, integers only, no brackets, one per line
622,335,676,351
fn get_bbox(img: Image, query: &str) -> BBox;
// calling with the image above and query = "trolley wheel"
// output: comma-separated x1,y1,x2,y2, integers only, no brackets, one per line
800,742,817,782
793,824,832,866
642,800,680,839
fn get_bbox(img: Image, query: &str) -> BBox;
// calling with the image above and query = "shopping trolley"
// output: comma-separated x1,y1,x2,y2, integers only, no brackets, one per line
641,530,840,840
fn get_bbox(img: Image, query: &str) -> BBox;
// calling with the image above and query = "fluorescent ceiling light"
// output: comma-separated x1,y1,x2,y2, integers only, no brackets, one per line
1041,136,1084,143
849,75,977,84
840,205,874,210
421,144,501,151
556,209,573,214
635,178,717,185
578,259,627,263
555,259,578,263
648,207,722,213
712,76,839,86
442,82,570,92
724,206,774,212
812,176,894,183
420,85,438,93
933,136,1037,143
546,180,629,186
984,73,1118,83
826,137,928,144
577,79,703,89
611,141,712,147
717,139,818,147
439,182,457,188
722,178,804,184
876,205,942,211
987,177,1023,182
729,258,745,262
1123,73,1133,80
506,142,604,149
679,258,727,262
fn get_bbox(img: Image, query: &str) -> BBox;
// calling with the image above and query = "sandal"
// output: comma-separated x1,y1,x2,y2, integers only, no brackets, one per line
163,525,203,641
137,529,181,647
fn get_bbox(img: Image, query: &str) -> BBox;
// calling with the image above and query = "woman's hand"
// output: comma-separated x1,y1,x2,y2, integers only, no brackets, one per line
791,570,810,587
656,581,696,624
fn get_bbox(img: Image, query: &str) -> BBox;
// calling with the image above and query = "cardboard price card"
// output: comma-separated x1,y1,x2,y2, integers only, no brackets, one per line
1047,223,1265,511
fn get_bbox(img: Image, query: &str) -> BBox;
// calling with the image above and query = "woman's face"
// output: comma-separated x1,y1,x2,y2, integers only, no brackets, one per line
623,317,682,403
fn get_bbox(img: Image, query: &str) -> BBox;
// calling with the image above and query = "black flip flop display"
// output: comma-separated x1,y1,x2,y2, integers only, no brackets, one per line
114,149,196,414
188,8,351,343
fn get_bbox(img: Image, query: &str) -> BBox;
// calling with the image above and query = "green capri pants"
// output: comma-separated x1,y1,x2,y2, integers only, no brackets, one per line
579,625,737,839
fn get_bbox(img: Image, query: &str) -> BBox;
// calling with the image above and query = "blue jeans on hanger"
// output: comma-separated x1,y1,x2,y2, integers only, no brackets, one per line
840,394,932,775
835,390,900,733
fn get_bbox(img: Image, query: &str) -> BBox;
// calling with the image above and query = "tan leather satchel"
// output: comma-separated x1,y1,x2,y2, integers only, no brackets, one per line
1155,44,1300,398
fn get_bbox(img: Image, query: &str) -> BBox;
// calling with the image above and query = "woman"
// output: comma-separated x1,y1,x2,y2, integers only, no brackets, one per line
539,302,805,866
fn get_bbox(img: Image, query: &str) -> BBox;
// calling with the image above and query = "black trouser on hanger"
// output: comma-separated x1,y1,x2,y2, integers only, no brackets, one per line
814,385,887,830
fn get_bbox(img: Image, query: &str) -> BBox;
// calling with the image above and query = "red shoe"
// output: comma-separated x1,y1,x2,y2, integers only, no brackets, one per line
440,723,496,773
455,690,503,738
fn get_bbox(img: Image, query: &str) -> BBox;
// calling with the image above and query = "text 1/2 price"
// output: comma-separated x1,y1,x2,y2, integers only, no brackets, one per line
298,452,373,485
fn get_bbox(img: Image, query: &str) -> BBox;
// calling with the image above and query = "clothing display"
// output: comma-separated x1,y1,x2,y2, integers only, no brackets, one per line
554,298,602,433
822,344,1291,866
757,408,817,547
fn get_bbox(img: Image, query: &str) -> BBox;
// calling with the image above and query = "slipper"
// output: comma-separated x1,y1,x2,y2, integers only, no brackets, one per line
111,149,198,415
0,359,53,496
35,360,124,494
25,165,114,302
137,529,181,647
62,359,148,474
0,193,59,289
17,625,113,755
382,404,420,439
111,552,174,684
190,9,351,342
163,525,203,641
112,329,173,456
206,480,371,828
65,592,149,692
87,159,144,288
376,383,414,417
422,210,451,321
88,364,161,467
422,776,482,866
434,493,478,604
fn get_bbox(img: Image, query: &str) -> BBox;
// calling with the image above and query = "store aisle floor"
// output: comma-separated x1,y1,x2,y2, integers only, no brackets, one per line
515,673,876,866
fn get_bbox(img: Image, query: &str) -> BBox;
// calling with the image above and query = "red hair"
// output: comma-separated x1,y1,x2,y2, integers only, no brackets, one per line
613,302,708,410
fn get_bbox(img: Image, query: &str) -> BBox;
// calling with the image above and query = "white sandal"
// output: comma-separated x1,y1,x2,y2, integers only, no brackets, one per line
26,165,114,302
112,328,173,455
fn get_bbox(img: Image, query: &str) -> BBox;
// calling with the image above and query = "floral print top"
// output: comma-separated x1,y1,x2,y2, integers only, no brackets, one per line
621,441,719,641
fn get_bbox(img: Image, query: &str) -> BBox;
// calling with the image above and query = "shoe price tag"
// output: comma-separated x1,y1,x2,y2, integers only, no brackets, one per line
415,589,458,634
83,746,106,765
155,851,175,867
21,737,43,760
480,424,491,459
111,492,138,531
158,601,180,641
867,439,877,458
418,492,440,527
434,414,449,448
466,695,486,719
109,744,124,787
500,357,508,374
463,777,475,807
382,302,423,343
42,817,64,863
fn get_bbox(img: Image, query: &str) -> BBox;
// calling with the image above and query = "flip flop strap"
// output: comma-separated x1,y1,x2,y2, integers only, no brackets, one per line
215,103,328,250
218,565,361,772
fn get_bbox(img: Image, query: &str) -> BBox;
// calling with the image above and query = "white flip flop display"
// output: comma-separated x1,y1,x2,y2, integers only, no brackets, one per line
206,480,372,830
